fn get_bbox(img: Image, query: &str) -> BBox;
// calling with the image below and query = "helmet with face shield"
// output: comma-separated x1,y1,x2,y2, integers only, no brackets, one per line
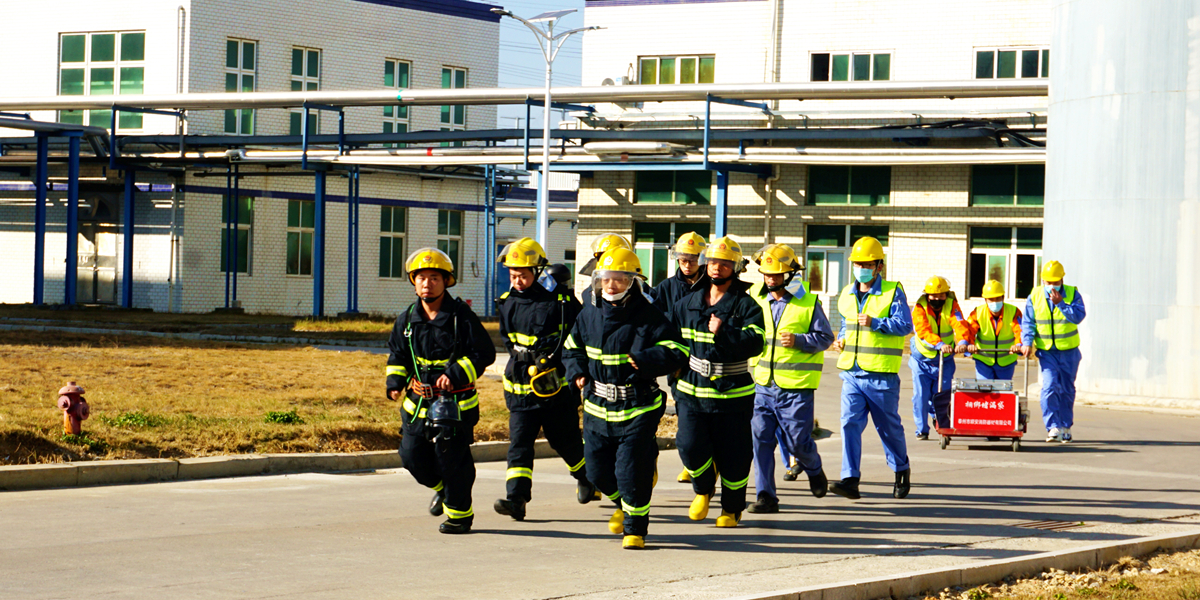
590,247,646,305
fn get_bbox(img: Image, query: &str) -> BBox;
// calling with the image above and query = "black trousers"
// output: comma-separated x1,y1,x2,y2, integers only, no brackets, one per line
675,399,753,514
506,398,587,502
583,398,664,537
400,406,477,524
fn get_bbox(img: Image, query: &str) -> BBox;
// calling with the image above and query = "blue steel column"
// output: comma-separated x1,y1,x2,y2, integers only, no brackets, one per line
223,166,232,309
484,165,496,316
714,170,728,238
345,167,359,314
231,163,240,305
352,169,360,312
65,132,81,306
33,134,48,306
122,170,136,308
312,169,326,317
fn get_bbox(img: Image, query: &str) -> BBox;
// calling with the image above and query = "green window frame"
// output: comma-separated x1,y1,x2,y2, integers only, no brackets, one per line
976,48,1049,79
968,226,1043,299
224,39,256,135
286,200,315,276
811,52,890,82
638,55,715,84
289,47,321,135
379,205,407,278
971,164,1045,205
383,59,411,147
220,196,253,274
437,209,463,269
633,171,712,204
808,165,891,205
58,31,146,129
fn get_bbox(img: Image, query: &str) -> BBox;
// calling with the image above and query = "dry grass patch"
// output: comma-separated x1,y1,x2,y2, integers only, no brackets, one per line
0,331,508,464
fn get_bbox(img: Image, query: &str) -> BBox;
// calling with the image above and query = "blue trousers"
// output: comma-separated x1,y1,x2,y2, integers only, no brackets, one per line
839,371,909,479
752,385,822,500
908,353,955,436
775,427,791,465
1037,348,1081,431
974,360,1016,381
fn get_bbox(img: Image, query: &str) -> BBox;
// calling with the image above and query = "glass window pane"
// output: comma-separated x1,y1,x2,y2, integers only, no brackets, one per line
241,74,253,92
307,50,319,77
224,109,237,133
1016,164,1045,205
393,207,406,233
380,206,392,232
807,225,845,247
237,229,250,273
850,166,891,205
60,110,84,125
811,53,830,81
90,109,112,127
118,111,142,130
806,252,825,292
62,34,86,63
300,232,313,275
449,211,462,236
853,54,871,81
872,54,890,80
238,197,253,225
1041,49,1050,77
440,104,450,124
659,57,676,84
301,201,315,228
850,225,889,247
698,57,715,83
60,68,85,95
121,32,145,61
455,69,465,88
242,42,254,70
291,49,303,76
831,55,849,81
227,40,239,69
379,237,391,277
1021,50,1039,78
384,61,395,87
676,222,710,239
1015,254,1037,298
441,68,451,89
398,62,409,87
1016,227,1042,250
976,51,994,79
810,165,850,204
437,210,448,235
634,171,674,203
970,227,1012,249
391,235,405,278
306,81,318,91
289,111,301,135
287,200,299,228
676,170,712,204
119,67,143,94
972,165,1015,205
987,255,1007,286
634,222,672,244
453,105,465,126
383,121,393,134
680,57,696,84
291,80,302,92
997,51,1016,78
639,58,656,85
91,33,115,62
287,231,300,274
240,109,253,135
225,72,238,93
90,68,114,95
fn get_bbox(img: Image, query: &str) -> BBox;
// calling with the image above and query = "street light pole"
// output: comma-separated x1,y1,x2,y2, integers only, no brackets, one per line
492,7,600,248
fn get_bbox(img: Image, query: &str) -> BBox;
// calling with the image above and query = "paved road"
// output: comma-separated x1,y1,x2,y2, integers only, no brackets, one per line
4,357,1200,600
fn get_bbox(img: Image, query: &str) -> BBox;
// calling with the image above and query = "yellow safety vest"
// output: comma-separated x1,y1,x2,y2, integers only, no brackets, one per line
913,294,956,360
1030,286,1080,351
972,304,1018,367
749,283,823,390
836,280,905,373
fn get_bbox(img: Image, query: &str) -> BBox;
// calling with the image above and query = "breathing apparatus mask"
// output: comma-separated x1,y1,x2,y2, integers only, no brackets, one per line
526,356,565,398
426,392,461,443
592,269,639,304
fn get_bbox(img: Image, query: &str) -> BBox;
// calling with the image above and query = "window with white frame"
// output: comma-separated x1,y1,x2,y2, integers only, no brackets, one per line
440,67,467,146
632,222,710,286
383,59,411,147
221,196,253,274
968,227,1042,300
287,199,315,276
976,48,1048,79
58,31,146,129
290,47,321,135
379,205,407,278
225,39,256,135
804,225,890,295
811,52,890,82
638,55,715,85
437,209,463,269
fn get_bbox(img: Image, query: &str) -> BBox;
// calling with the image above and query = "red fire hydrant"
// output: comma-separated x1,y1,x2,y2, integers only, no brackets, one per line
57,382,90,435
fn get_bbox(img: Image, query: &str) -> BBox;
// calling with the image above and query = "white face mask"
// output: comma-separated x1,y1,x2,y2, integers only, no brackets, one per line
987,301,1004,313
601,288,629,302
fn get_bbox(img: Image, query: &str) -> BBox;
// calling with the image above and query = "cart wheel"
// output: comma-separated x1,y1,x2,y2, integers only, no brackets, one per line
940,436,949,450
1011,439,1021,452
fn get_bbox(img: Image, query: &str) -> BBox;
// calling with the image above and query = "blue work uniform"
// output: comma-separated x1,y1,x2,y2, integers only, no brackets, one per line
1021,289,1086,432
837,277,914,479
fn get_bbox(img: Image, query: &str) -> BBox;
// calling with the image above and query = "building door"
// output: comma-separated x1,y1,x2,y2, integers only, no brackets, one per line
77,223,117,304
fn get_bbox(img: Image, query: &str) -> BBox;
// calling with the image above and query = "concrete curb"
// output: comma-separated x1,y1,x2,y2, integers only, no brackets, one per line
0,437,677,492
723,529,1200,600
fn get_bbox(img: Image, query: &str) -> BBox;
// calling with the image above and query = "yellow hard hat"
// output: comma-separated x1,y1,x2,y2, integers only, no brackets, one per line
590,233,631,258
923,276,950,295
849,236,885,262
982,279,1005,299
1042,260,1065,281
753,244,802,275
595,247,644,277
406,247,456,287
497,237,548,269
704,236,743,264
673,232,707,257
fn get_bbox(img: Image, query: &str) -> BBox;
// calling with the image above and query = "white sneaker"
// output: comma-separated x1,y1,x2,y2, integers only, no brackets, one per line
1046,427,1062,443
1060,428,1072,443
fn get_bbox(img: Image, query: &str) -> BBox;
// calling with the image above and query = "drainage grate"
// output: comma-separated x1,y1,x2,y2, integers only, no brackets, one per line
1013,519,1089,531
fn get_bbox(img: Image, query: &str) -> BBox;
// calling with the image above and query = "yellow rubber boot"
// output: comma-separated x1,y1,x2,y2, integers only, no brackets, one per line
688,494,712,521
677,468,691,483
608,509,625,535
622,535,645,550
716,511,741,528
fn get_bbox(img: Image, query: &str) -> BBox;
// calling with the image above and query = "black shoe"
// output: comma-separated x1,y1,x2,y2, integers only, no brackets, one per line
576,479,597,504
893,469,911,499
438,519,472,534
429,491,444,516
809,469,828,498
746,494,779,514
916,432,929,441
493,498,526,521
782,463,801,482
829,477,861,500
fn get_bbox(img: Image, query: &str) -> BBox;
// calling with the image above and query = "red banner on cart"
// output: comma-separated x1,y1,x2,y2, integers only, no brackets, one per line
951,391,1018,431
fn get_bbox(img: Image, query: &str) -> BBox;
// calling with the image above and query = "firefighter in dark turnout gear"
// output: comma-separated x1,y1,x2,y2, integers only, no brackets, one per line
386,248,496,534
671,236,766,528
577,233,632,306
563,248,688,550
493,238,594,521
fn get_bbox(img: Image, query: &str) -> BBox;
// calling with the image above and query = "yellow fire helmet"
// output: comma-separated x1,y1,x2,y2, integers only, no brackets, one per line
497,237,549,269
1041,260,1066,281
982,279,1005,299
753,243,802,275
848,236,885,262
923,275,951,295
672,231,707,258
589,233,632,258
405,247,456,287
595,247,644,277
703,235,744,267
